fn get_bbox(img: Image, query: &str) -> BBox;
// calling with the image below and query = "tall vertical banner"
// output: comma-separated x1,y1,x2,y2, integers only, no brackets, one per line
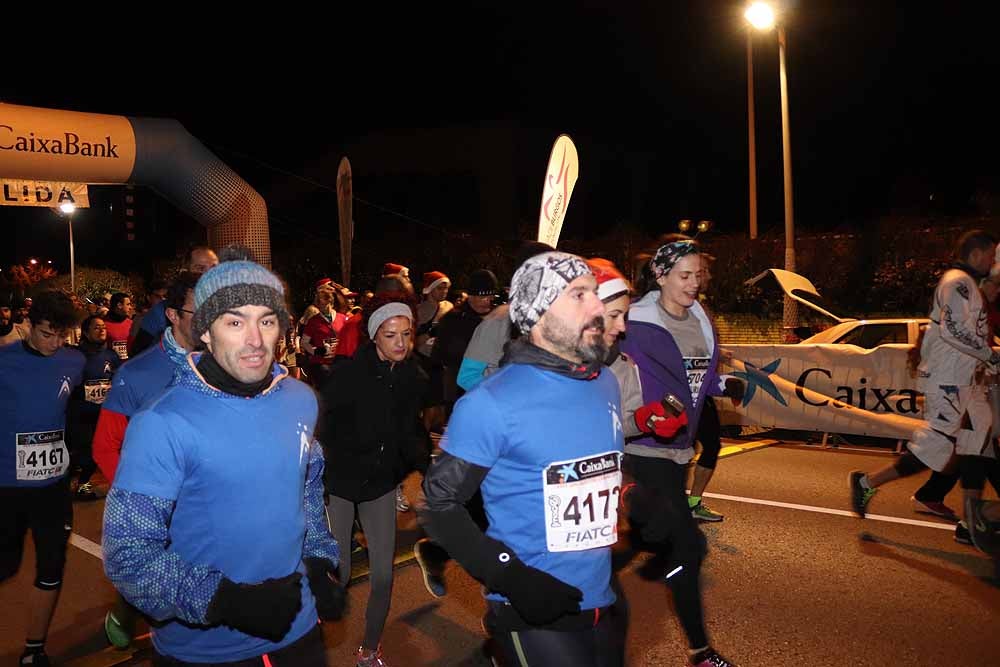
537,134,579,248
336,157,353,287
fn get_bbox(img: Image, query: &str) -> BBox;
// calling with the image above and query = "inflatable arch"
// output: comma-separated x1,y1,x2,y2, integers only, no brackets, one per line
0,103,271,266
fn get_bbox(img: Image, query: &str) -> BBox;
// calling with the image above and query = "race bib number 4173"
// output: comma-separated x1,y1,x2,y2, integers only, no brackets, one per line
15,430,69,481
542,451,622,553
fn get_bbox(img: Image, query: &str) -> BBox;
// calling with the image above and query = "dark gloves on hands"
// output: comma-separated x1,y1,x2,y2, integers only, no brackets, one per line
206,573,303,641
492,558,583,626
304,557,347,621
635,401,689,439
722,377,746,402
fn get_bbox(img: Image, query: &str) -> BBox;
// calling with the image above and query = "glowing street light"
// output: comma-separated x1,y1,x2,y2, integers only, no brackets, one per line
29,258,38,265
745,2,775,30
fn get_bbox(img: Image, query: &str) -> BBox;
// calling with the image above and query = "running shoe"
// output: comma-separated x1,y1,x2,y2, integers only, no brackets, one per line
414,538,447,598
356,644,390,667
104,611,132,649
849,471,877,518
75,482,98,502
954,520,973,546
911,496,958,522
691,502,724,522
396,485,410,513
967,498,1000,556
690,647,736,666
19,650,51,666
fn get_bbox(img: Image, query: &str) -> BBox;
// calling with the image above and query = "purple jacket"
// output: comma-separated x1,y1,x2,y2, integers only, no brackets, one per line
621,293,722,452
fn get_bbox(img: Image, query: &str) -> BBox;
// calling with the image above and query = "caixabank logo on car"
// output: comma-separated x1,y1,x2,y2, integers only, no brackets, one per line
735,358,920,415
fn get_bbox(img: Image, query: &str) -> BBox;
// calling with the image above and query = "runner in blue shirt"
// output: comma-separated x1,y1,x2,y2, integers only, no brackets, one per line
0,290,85,667
420,252,627,666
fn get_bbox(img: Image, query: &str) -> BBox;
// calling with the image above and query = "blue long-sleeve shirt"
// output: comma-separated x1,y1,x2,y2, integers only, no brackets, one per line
102,356,337,663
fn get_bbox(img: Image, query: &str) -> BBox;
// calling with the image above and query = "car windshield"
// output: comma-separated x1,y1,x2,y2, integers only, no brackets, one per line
834,323,908,349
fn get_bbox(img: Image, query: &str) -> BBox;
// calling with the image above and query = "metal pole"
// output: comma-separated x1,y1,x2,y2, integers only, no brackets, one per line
68,215,75,295
778,24,798,336
747,30,758,240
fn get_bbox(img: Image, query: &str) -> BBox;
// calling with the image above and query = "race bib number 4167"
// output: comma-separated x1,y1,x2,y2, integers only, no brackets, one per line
15,430,69,481
542,451,622,553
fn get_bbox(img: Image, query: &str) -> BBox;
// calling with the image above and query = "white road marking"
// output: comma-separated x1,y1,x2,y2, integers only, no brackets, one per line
702,491,955,530
69,533,103,559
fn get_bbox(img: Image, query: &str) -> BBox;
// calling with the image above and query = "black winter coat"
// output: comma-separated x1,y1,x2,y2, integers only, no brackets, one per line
318,343,431,502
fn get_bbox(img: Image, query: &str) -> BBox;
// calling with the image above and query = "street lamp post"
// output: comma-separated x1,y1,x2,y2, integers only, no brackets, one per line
747,29,758,240
745,2,798,336
59,203,76,294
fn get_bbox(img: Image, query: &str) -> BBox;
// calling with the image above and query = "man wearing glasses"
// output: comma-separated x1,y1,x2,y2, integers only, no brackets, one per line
92,271,202,649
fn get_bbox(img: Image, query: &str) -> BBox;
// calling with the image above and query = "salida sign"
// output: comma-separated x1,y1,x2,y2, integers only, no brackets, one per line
0,179,89,208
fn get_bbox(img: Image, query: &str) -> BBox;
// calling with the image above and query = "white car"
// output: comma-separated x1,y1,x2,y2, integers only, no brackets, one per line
747,268,929,349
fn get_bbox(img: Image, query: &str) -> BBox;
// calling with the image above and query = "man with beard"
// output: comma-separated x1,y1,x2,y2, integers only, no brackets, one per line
419,252,626,666
102,261,340,665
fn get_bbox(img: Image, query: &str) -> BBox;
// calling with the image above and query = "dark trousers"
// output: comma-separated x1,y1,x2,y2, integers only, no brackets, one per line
623,454,709,649
695,399,722,470
152,625,327,667
486,600,625,667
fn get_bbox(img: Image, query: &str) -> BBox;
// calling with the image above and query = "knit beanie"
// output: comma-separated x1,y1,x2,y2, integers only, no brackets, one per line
468,269,499,296
509,251,591,335
422,271,451,294
586,258,630,303
192,260,290,341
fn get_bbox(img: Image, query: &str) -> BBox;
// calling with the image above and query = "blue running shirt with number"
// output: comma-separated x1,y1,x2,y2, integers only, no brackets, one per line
443,363,624,610
0,343,85,487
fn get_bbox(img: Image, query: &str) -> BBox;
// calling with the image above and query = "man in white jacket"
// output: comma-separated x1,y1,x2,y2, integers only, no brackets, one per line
850,230,1000,541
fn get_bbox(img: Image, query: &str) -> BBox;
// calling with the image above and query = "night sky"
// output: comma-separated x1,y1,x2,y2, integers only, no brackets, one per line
4,2,997,274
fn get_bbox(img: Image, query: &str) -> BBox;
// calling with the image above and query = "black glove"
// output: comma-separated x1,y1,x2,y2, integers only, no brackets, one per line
723,377,745,402
206,573,303,641
315,343,328,357
304,557,347,621
492,559,583,626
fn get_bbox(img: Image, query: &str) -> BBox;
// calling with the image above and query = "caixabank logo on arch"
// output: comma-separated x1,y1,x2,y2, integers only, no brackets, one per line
0,103,136,184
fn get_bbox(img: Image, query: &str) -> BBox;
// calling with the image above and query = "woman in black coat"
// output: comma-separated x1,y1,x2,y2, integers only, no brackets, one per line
319,294,429,667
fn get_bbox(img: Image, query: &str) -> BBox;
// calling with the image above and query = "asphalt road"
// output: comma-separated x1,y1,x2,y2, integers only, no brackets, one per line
2,440,998,666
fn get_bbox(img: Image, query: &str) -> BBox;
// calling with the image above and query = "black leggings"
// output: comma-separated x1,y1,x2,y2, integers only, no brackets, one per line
623,455,708,649
695,399,722,470
488,603,625,667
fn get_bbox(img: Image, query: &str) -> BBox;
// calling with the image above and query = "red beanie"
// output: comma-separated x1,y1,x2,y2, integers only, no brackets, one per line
586,258,630,302
315,277,335,292
422,271,451,294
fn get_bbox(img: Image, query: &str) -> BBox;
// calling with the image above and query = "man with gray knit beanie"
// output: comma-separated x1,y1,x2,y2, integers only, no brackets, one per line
103,260,341,666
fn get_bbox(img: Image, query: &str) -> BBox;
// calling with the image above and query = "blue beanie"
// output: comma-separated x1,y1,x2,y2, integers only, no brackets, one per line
192,260,290,340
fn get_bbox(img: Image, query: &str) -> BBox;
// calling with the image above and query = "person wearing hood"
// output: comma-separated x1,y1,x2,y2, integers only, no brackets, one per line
420,252,627,666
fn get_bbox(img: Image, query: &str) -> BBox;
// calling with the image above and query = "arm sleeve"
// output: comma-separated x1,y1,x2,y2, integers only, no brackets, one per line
620,362,644,439
457,357,488,391
102,487,223,624
418,452,515,588
938,277,993,361
301,440,340,566
92,408,129,484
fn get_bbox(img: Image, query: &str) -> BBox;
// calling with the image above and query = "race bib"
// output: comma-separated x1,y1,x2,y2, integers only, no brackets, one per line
685,357,711,405
112,339,129,360
323,337,338,358
84,378,112,404
542,451,622,553
15,430,69,482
